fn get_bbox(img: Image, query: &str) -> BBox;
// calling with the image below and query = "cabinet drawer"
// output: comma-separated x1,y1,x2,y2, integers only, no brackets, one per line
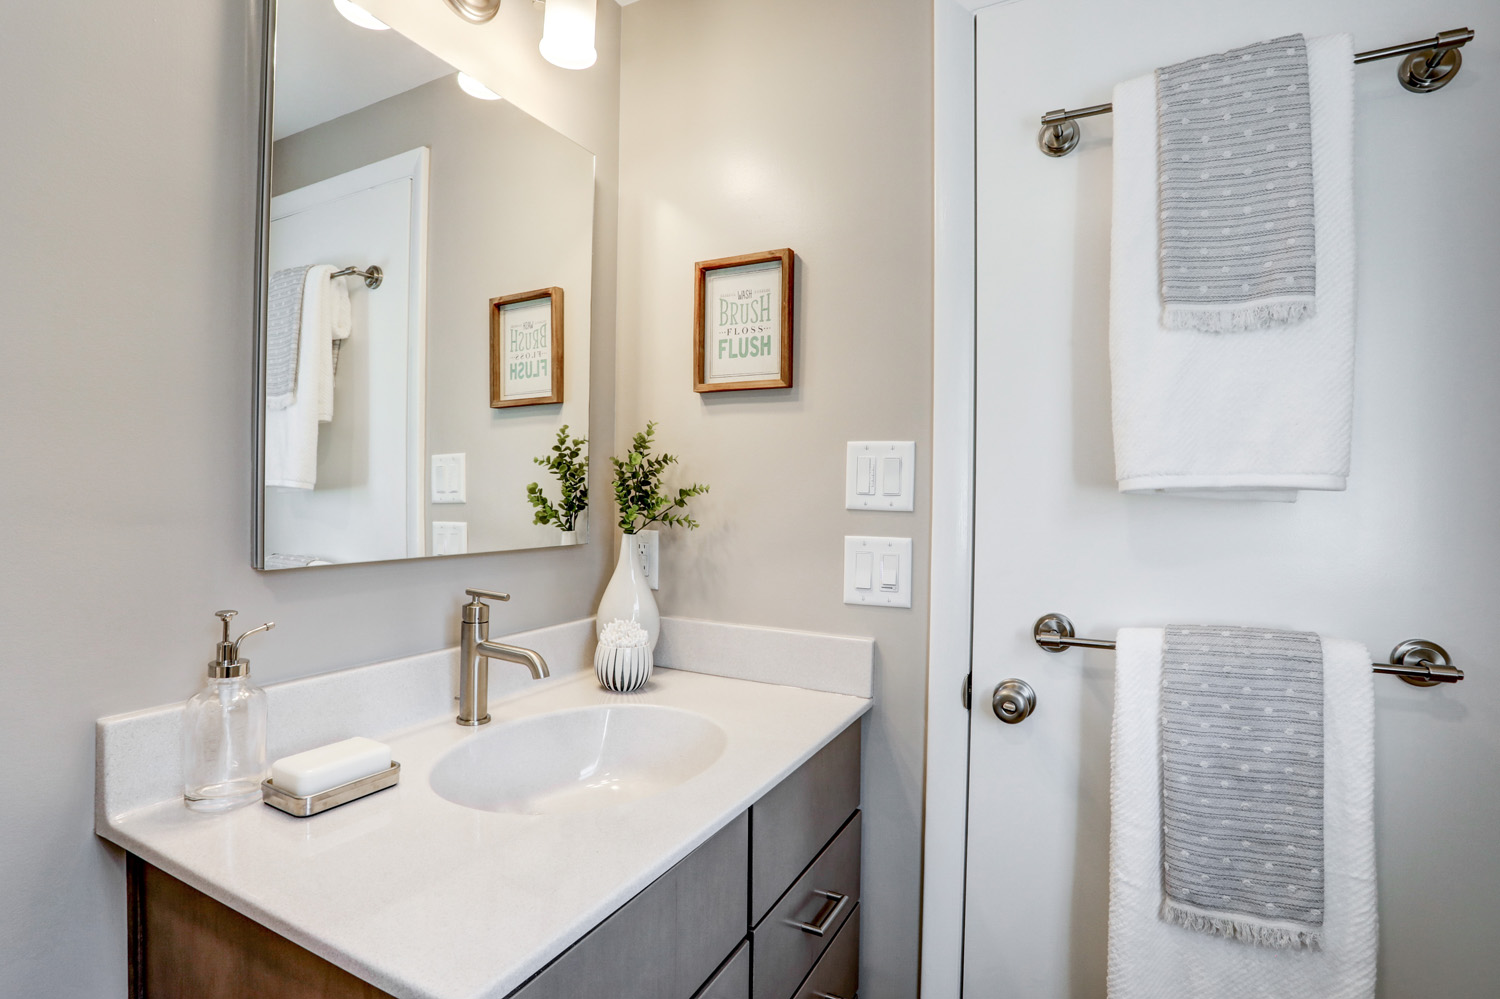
513,812,748,999
751,721,861,924
794,905,859,999
751,811,861,999
693,939,750,999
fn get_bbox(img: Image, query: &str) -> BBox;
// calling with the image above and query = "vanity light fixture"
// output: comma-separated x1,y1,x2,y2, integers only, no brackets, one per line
442,0,503,24
332,0,389,30
456,72,503,101
539,0,597,70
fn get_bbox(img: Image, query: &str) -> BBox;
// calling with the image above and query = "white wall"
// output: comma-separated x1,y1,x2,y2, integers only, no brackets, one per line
0,1,620,995
616,2,934,995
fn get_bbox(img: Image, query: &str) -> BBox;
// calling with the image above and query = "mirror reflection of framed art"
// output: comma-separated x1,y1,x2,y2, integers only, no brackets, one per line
490,287,564,408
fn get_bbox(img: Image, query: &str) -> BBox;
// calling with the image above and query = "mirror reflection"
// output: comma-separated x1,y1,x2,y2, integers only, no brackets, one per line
256,0,594,569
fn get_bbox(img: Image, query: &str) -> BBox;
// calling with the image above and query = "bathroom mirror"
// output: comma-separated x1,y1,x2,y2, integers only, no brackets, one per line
253,0,595,569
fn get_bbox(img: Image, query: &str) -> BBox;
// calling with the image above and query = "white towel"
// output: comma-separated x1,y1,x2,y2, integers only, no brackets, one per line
1109,35,1355,500
319,273,352,423
1108,627,1376,999
265,266,351,490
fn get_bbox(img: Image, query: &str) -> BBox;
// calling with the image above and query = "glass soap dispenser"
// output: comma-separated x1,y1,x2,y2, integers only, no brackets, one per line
182,610,274,812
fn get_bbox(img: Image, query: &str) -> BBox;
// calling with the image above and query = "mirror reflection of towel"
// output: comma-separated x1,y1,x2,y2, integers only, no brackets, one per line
266,265,311,410
265,266,352,489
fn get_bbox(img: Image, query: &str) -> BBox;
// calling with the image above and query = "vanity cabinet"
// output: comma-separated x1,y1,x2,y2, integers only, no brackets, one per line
127,721,862,999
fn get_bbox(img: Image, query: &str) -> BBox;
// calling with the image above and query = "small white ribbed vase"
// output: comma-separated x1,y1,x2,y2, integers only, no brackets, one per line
596,533,659,650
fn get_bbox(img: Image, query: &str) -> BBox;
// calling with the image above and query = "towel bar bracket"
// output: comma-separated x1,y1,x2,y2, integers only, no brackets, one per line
1031,613,1465,685
331,264,383,290
1385,638,1459,686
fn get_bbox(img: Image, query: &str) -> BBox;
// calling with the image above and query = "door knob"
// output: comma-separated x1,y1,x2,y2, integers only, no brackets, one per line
992,679,1036,724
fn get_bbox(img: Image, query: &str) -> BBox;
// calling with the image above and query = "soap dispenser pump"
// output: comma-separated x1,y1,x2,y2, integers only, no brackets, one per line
182,610,274,812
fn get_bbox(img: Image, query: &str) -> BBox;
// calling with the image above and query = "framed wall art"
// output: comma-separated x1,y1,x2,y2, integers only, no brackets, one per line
693,248,794,392
490,286,564,408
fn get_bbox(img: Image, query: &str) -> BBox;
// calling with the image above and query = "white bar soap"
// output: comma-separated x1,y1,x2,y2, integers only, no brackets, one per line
270,737,392,797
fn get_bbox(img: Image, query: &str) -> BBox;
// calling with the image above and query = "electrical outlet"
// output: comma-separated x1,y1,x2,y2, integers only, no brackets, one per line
632,530,659,590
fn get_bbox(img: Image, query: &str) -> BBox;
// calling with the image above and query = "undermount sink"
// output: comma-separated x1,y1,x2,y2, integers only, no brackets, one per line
429,705,728,815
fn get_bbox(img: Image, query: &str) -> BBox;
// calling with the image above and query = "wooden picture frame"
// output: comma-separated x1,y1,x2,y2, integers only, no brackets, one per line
489,287,564,408
694,249,794,392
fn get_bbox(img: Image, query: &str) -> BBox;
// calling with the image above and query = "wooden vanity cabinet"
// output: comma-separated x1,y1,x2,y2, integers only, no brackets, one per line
128,720,862,999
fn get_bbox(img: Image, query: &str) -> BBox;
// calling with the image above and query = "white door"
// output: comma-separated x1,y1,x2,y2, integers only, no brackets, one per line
265,149,428,563
964,1,1499,996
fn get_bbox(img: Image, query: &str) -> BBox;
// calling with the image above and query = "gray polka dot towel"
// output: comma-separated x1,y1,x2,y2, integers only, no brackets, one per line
1157,36,1316,332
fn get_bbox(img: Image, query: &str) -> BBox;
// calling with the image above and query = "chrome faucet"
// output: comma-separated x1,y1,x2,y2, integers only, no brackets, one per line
457,589,550,726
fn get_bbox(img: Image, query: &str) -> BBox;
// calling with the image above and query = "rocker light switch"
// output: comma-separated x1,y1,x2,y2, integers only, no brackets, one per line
844,536,912,607
846,442,915,511
854,550,874,589
881,457,902,496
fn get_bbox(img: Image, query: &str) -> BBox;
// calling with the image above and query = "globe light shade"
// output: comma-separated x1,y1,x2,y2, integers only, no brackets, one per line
539,0,598,70
455,72,503,101
332,0,389,31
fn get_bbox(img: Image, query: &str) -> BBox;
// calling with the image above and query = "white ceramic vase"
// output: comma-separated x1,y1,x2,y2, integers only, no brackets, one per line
596,533,659,650
558,530,579,546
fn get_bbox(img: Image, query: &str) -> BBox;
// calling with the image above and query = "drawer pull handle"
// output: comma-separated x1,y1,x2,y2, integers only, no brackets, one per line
790,889,849,937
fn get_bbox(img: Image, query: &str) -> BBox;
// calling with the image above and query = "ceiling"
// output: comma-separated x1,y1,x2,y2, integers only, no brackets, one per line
274,0,457,140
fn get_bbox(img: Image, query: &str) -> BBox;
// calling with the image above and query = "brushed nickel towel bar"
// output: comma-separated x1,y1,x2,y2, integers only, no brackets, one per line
1038,27,1475,156
1032,613,1464,687
331,264,383,289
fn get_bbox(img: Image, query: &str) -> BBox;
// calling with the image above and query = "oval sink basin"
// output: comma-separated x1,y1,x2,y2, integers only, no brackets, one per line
429,705,728,815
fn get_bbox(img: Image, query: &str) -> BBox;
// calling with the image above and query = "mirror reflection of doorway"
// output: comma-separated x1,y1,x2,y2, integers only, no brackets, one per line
264,149,428,564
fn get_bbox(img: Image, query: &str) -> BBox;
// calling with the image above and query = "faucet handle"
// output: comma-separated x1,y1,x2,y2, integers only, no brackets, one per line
465,588,512,604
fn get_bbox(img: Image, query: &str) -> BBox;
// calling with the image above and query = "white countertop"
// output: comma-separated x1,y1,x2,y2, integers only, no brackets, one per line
98,640,871,999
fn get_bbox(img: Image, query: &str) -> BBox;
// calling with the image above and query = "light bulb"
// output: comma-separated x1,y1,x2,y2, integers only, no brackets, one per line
333,0,389,30
456,72,503,101
539,0,598,70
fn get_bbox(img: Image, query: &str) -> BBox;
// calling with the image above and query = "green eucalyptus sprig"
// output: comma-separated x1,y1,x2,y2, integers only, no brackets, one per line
611,421,709,534
526,425,588,532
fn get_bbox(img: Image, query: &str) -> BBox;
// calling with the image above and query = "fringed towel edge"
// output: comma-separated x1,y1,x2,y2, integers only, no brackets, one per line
1162,299,1317,333
1161,897,1324,951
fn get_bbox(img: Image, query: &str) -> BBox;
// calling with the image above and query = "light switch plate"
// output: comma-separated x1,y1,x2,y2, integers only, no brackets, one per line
431,453,466,504
843,536,912,607
631,529,659,590
845,442,915,511
432,521,468,556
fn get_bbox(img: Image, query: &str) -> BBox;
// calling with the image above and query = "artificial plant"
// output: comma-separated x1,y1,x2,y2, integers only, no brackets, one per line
526,425,588,532
611,421,709,534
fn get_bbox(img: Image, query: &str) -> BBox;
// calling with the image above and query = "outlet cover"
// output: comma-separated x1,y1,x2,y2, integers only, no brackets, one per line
843,536,912,607
631,530,659,590
431,453,467,504
432,521,468,556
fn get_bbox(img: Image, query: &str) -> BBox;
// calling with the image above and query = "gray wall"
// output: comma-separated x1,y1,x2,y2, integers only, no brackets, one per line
0,1,621,995
275,79,597,554
616,2,935,995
